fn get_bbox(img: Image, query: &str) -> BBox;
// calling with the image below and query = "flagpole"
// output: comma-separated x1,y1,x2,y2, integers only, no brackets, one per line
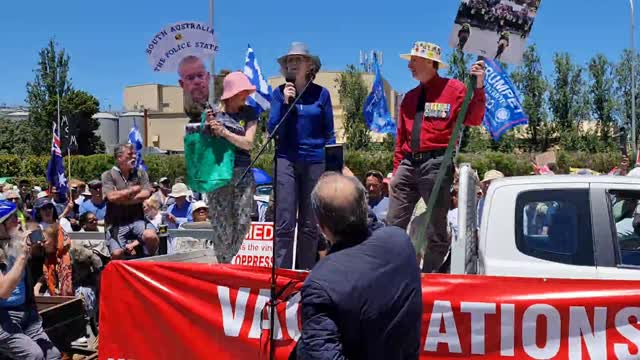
209,0,215,105
57,90,61,142
630,0,637,152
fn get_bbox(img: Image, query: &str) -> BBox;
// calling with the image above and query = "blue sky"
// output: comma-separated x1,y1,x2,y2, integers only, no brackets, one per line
0,0,636,110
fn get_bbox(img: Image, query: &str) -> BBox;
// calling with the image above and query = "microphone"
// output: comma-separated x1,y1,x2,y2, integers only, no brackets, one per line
285,72,297,104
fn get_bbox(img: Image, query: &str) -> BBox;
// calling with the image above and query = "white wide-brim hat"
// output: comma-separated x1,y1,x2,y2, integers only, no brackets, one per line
169,183,190,198
400,41,449,69
277,42,322,72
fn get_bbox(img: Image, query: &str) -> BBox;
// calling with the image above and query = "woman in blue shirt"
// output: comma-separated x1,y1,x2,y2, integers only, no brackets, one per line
0,200,61,359
269,42,336,270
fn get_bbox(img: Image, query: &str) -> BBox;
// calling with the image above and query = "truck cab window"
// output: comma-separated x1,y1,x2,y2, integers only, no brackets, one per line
608,192,640,267
516,190,594,267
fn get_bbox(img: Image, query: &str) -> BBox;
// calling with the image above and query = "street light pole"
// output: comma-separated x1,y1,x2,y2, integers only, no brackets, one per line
209,0,215,105
631,0,637,151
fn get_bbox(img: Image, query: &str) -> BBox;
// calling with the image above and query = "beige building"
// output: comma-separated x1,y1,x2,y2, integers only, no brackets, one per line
123,71,399,151
268,71,399,142
123,84,190,152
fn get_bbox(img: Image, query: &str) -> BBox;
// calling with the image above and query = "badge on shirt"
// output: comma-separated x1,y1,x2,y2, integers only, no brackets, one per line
424,102,451,119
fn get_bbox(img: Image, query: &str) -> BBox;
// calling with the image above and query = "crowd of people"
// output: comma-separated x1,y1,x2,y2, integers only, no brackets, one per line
0,38,486,359
456,0,534,37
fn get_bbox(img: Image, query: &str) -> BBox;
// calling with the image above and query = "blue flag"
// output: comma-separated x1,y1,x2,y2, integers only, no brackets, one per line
364,58,396,136
244,45,272,114
483,59,528,141
46,122,68,200
128,124,147,171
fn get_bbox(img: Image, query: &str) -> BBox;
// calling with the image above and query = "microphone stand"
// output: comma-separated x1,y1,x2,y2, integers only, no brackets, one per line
236,78,313,360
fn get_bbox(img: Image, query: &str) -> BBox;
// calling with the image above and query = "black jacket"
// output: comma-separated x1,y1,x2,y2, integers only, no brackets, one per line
297,226,422,360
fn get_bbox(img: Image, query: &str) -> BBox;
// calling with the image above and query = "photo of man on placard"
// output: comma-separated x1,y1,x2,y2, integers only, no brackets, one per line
178,55,211,123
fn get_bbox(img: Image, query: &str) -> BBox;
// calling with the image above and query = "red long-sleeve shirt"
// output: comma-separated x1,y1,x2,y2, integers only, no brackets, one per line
394,75,486,171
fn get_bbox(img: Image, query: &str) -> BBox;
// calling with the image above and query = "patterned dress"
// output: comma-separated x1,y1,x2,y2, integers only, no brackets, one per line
206,107,257,263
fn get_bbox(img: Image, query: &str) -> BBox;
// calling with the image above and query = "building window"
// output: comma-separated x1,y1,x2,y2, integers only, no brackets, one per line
515,189,594,266
608,191,640,267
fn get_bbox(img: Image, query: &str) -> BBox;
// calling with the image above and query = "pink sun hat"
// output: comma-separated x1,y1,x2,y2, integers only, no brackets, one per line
220,72,256,101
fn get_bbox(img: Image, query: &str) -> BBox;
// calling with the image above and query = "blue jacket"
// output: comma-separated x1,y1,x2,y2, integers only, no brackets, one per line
268,83,336,163
297,226,423,360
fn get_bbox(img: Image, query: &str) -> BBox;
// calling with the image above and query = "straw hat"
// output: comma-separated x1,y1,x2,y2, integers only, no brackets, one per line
400,41,449,69
481,170,505,183
277,42,322,72
220,72,256,101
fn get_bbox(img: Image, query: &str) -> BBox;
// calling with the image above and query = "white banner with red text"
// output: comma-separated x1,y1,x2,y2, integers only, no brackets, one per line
231,222,274,267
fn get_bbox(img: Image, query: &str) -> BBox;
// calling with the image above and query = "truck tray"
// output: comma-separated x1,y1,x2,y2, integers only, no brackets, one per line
37,296,87,352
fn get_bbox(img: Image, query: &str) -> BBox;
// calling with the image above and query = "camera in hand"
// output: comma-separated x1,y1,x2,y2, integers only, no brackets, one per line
29,228,44,244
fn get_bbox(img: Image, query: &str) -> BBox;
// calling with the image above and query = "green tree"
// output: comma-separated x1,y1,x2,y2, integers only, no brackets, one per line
336,65,370,150
548,53,589,131
462,126,492,153
26,39,72,155
614,49,640,142
64,90,104,155
26,39,105,155
0,118,34,156
511,44,550,152
446,51,485,152
588,54,616,145
447,51,473,84
213,69,232,103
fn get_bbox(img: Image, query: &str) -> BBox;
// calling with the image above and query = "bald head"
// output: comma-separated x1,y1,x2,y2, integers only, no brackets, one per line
311,172,369,245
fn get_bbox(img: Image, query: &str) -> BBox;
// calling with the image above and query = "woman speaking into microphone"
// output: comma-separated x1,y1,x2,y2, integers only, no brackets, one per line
268,42,336,270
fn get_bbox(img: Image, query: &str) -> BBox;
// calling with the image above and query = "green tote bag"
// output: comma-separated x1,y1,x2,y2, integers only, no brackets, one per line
184,113,236,193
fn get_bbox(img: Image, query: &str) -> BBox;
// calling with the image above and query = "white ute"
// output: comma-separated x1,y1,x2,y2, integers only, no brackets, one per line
453,164,640,280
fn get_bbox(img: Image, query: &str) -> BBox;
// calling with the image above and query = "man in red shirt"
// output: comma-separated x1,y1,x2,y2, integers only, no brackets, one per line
387,41,486,273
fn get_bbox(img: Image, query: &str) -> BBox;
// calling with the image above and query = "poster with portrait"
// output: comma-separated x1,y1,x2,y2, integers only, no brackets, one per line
448,0,542,64
146,21,218,122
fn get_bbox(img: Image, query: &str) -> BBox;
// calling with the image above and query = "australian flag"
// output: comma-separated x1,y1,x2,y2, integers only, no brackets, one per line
363,57,396,135
243,45,272,114
46,122,68,201
483,59,528,141
128,124,147,171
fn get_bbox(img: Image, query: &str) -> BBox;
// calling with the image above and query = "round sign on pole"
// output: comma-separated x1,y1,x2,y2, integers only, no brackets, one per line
146,21,219,73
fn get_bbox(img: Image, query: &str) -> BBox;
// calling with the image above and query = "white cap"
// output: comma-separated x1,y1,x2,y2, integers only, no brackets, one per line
192,201,208,213
37,191,48,199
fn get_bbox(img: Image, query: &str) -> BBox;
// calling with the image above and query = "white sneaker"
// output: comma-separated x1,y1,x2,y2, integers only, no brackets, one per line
72,336,88,346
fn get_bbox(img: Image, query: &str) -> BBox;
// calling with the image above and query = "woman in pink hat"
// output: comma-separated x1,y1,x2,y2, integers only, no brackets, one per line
204,71,258,263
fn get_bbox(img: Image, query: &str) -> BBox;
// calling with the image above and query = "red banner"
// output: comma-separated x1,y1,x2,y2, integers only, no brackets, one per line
99,262,640,360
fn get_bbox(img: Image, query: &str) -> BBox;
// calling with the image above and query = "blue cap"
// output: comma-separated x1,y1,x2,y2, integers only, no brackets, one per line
34,197,54,210
0,200,17,224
